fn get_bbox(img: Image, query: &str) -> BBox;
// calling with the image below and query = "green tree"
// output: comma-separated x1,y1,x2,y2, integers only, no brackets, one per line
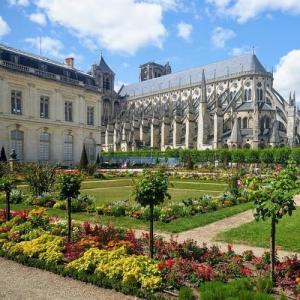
79,145,89,170
23,163,56,196
0,176,15,221
57,171,82,242
249,161,298,282
133,170,170,258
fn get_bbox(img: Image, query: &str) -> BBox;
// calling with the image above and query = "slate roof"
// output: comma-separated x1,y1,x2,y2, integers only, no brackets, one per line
98,56,115,74
120,54,267,97
0,43,93,78
236,102,253,111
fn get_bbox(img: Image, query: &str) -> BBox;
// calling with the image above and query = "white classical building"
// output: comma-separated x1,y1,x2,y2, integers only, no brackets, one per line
0,44,114,165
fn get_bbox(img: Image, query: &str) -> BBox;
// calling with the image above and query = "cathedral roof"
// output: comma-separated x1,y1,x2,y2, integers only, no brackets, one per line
120,54,267,97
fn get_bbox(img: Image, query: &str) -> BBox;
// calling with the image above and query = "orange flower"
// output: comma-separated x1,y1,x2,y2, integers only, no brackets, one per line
296,277,300,284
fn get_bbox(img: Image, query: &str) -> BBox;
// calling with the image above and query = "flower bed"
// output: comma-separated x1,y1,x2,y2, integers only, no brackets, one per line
95,192,249,223
0,208,299,299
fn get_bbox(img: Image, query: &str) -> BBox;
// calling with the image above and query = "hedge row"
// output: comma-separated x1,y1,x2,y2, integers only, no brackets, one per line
102,147,300,165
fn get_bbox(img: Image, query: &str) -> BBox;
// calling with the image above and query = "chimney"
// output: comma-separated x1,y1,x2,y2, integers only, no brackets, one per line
65,57,74,68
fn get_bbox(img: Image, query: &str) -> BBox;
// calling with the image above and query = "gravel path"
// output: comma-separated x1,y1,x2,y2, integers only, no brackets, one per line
136,195,300,259
0,258,138,300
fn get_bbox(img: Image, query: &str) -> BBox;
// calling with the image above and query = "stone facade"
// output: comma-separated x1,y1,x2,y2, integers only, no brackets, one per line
103,54,300,151
0,44,106,165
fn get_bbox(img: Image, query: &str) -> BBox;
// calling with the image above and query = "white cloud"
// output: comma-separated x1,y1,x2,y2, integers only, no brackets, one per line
211,26,236,48
177,22,193,41
144,0,179,10
7,0,29,6
34,0,168,54
206,0,300,23
274,49,300,101
25,36,65,59
29,13,47,26
229,46,252,56
115,80,127,92
0,16,10,38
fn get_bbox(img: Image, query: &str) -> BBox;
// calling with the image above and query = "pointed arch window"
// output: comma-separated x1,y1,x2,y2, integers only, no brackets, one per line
242,117,248,129
11,129,24,161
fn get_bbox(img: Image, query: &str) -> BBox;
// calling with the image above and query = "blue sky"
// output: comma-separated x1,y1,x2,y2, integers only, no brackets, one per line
0,0,300,99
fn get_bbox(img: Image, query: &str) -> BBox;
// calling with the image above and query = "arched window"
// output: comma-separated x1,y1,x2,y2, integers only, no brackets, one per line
238,117,241,128
257,88,263,101
265,117,270,129
11,129,24,161
103,99,111,123
84,138,96,162
242,117,248,129
64,134,73,163
244,89,252,101
248,117,253,128
39,132,50,161
244,89,248,102
103,77,111,90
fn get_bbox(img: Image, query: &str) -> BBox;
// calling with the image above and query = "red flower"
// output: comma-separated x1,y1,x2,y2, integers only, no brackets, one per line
240,266,253,277
166,258,175,270
12,210,29,220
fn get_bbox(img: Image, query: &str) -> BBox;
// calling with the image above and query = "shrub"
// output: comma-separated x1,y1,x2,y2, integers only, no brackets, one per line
10,189,25,204
259,149,274,165
23,163,56,196
79,146,88,170
199,279,275,300
94,172,105,179
32,192,56,207
178,287,195,300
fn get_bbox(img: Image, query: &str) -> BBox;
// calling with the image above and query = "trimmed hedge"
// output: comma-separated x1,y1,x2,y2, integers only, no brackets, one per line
102,147,300,165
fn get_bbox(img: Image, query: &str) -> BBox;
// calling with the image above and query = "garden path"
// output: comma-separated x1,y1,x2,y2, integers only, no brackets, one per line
135,195,300,259
0,257,139,300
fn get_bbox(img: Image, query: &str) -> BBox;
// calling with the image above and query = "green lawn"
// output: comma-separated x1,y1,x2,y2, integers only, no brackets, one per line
0,202,253,233
84,186,221,205
216,208,300,252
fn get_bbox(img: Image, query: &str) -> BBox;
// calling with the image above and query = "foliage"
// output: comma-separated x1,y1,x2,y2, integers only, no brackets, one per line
54,194,95,212
96,192,249,223
0,147,7,162
0,162,10,178
251,162,297,223
133,170,170,207
57,170,82,200
178,287,195,300
6,233,64,264
0,208,299,297
0,176,15,193
31,192,56,207
102,147,300,166
67,247,162,291
23,163,56,196
199,279,275,300
10,189,25,204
